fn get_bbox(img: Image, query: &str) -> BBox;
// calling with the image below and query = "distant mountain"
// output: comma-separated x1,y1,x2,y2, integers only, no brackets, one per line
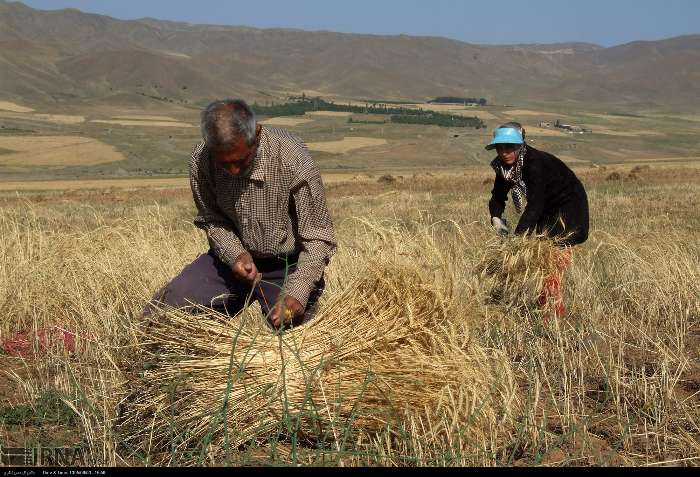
1,1,698,110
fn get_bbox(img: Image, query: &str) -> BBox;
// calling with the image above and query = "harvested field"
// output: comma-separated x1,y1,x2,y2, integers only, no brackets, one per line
0,136,125,167
0,177,188,192
650,113,700,123
0,173,385,192
0,111,85,124
597,148,637,158
1,170,699,466
615,156,700,164
503,109,565,117
261,117,314,126
90,119,195,128
557,154,588,164
462,110,498,120
31,113,85,124
0,101,35,113
525,126,568,137
593,127,664,137
585,113,635,121
306,137,387,154
112,115,181,121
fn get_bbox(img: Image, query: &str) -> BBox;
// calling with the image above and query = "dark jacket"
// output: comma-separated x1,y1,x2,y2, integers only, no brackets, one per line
489,146,589,245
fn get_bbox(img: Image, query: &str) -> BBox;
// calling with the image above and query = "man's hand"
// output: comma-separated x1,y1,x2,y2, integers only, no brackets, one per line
232,252,261,285
491,216,510,236
269,295,305,328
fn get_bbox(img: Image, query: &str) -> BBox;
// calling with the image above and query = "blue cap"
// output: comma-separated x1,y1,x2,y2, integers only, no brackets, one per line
485,127,524,151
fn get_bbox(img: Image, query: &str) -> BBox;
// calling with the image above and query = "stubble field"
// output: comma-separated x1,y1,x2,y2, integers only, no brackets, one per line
0,162,699,466
3,96,700,180
0,97,699,467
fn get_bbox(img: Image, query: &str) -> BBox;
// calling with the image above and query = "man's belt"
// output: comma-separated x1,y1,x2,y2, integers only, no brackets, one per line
253,253,300,273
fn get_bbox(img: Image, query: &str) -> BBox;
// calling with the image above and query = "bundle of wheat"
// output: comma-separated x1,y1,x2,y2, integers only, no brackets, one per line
474,234,568,309
118,256,516,463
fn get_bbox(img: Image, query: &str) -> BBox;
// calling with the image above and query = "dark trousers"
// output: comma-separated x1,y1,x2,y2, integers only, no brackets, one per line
146,250,324,328
537,190,589,246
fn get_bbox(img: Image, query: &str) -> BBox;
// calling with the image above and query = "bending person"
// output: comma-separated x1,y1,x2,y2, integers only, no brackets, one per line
148,99,337,329
486,122,589,318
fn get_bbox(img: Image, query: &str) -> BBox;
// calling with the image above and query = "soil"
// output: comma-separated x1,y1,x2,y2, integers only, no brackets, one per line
0,357,83,450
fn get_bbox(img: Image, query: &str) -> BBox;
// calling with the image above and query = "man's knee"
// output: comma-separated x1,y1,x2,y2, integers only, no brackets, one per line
143,280,198,317
146,277,252,318
144,251,242,316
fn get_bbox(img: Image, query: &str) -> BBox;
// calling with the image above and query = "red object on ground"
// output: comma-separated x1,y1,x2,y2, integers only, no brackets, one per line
538,248,573,321
1,327,81,358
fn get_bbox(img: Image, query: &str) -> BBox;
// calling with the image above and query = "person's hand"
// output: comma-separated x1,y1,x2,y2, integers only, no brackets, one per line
232,252,261,285
491,217,510,236
269,295,305,328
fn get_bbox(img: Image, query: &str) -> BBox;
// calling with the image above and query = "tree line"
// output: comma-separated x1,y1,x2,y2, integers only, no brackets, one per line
428,97,487,106
252,98,485,129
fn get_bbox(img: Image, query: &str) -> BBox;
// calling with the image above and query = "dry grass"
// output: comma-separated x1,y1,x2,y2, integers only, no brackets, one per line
112,116,182,121
29,114,85,125
504,110,567,118
592,127,664,137
647,113,700,123
0,136,125,167
556,155,589,164
0,111,85,124
90,120,195,128
474,234,566,310
0,101,35,113
0,178,188,192
0,172,388,192
306,137,388,154
261,117,315,126
120,240,516,464
0,172,699,466
524,127,569,137
462,110,498,121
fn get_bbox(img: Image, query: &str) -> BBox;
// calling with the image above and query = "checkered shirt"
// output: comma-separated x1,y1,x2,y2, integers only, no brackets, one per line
189,126,337,308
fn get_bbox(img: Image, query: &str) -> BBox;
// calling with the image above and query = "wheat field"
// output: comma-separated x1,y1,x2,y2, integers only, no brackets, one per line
0,111,86,125
0,101,36,113
306,137,388,154
90,119,196,128
0,165,698,467
0,136,126,167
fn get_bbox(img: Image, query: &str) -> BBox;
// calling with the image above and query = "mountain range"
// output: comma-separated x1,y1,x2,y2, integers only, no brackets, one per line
1,0,699,111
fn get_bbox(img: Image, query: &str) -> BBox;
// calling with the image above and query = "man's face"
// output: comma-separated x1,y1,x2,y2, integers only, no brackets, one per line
211,135,257,176
495,143,521,167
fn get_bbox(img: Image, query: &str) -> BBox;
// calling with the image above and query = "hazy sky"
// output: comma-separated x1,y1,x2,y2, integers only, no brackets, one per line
17,0,700,47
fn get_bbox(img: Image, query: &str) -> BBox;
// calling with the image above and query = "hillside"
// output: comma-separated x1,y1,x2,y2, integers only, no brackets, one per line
0,1,698,110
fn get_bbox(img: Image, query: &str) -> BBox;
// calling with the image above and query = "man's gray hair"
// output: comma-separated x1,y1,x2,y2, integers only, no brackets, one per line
498,121,526,140
201,99,257,149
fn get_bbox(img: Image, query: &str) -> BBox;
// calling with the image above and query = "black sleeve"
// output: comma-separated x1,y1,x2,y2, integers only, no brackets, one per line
488,174,511,218
515,160,546,235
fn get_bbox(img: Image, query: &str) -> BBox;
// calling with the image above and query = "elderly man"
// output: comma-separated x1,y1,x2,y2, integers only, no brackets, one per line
151,99,336,328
